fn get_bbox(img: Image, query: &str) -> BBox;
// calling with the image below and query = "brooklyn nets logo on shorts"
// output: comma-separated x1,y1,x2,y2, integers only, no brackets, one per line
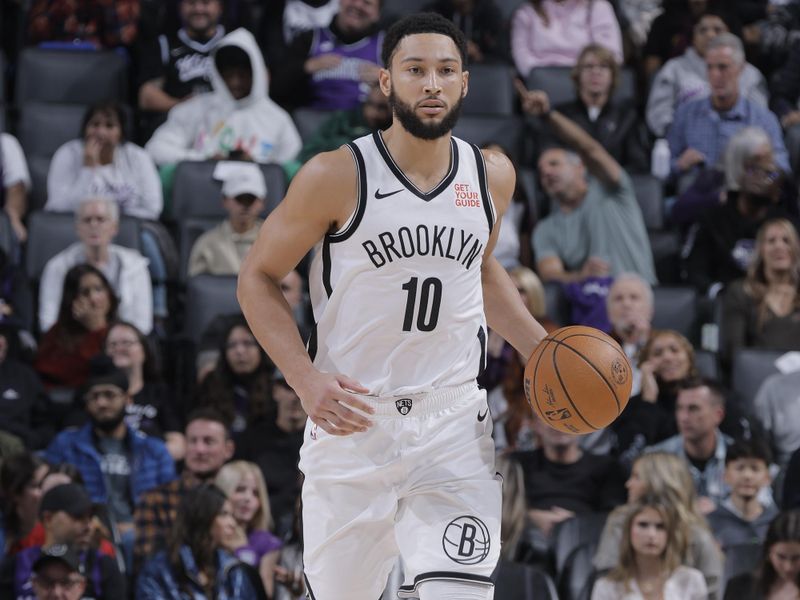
442,516,491,565
395,398,413,415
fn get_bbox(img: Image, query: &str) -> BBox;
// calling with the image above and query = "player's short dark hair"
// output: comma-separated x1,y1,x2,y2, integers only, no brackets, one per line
726,437,772,466
677,376,727,408
185,407,233,440
381,12,468,69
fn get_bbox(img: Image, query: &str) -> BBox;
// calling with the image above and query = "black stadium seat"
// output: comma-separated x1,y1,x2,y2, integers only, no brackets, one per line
631,173,664,230
452,115,524,162
24,211,141,281
731,348,782,408
184,275,240,343
16,48,128,105
525,66,636,107
492,560,558,600
292,108,333,144
552,512,608,579
462,63,516,116
723,542,762,595
652,285,698,341
170,161,287,220
18,103,85,158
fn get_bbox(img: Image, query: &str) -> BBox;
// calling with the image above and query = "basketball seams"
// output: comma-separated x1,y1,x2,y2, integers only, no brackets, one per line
529,336,554,423
549,336,624,413
551,343,600,431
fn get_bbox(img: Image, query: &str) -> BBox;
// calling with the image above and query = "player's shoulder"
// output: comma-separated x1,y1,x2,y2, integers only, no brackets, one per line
479,147,515,213
285,146,359,222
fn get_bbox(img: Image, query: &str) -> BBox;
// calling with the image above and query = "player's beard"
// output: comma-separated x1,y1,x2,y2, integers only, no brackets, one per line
388,89,463,140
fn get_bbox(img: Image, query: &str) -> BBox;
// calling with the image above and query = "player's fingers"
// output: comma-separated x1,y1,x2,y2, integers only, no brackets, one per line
336,374,371,395
329,397,373,429
322,408,364,434
311,415,349,436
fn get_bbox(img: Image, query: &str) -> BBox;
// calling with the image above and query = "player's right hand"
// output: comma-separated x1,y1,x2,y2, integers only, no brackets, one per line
296,372,375,436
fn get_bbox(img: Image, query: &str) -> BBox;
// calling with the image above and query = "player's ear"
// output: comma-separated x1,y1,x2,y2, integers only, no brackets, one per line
461,69,469,99
379,68,391,97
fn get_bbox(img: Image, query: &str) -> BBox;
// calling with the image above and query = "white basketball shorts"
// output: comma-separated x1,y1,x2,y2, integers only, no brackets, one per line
299,381,501,600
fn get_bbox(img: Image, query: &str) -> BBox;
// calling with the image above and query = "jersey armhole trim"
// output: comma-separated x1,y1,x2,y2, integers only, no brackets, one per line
327,142,368,243
470,144,496,235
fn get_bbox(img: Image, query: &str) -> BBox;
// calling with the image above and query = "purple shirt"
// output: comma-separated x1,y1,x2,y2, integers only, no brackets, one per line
234,530,283,566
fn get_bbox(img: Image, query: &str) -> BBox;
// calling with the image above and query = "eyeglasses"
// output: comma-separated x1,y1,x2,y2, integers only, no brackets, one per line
32,575,85,591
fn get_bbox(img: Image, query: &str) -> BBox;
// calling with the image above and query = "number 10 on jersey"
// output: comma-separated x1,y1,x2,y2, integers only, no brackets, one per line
401,277,442,332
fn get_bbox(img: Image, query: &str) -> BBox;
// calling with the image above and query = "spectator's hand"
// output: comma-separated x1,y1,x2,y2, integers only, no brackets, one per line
83,137,103,167
359,62,381,83
579,256,610,278
696,496,716,515
514,80,550,117
275,565,305,596
639,359,659,403
467,40,484,63
0,300,11,317
304,53,343,74
72,296,106,331
527,507,575,537
294,371,375,435
781,111,800,129
676,148,706,172
8,215,27,243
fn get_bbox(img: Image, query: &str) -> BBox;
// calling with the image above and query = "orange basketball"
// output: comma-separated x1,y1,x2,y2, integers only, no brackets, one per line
523,325,632,434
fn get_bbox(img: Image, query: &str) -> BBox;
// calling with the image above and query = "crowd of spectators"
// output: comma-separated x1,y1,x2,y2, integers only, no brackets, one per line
1,0,800,598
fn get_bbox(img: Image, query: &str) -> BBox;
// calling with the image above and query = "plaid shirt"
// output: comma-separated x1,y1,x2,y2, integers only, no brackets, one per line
133,470,201,571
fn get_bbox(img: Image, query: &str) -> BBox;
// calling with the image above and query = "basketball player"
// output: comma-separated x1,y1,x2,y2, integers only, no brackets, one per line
238,13,547,600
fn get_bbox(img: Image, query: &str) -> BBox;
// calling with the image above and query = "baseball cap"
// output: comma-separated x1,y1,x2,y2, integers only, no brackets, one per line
85,354,129,394
221,163,267,200
39,484,93,519
32,544,83,574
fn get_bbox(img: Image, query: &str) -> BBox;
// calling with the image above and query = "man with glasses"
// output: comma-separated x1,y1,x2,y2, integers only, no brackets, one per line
38,196,153,334
647,8,768,138
30,545,86,600
43,358,175,570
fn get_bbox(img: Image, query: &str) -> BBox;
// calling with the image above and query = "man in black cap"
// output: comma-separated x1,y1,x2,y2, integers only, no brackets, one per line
0,483,125,599
30,545,86,600
43,357,175,571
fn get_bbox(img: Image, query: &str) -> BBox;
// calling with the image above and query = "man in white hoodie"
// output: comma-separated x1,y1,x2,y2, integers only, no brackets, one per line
38,197,153,334
145,28,302,166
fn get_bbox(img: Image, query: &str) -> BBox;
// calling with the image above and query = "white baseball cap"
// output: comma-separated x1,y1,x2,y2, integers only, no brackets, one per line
221,163,267,199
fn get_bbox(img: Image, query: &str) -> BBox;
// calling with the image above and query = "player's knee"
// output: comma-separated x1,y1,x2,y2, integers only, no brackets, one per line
417,580,494,600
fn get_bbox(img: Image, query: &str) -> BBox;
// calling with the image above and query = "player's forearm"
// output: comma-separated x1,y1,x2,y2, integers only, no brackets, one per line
237,267,317,389
482,257,546,360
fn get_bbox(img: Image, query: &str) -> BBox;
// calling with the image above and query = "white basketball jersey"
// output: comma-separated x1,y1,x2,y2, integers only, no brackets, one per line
308,131,497,395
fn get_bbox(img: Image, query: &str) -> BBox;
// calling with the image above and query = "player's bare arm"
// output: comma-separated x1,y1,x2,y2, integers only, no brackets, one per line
480,148,548,360
515,81,621,187
238,148,376,436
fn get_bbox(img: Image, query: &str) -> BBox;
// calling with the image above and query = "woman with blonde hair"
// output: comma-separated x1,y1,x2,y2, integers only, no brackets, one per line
721,218,800,369
215,461,282,596
612,329,700,463
482,266,558,450
592,498,707,599
594,452,723,597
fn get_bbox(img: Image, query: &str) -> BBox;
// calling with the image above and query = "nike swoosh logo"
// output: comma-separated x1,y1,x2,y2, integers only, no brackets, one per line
477,408,489,422
375,188,403,199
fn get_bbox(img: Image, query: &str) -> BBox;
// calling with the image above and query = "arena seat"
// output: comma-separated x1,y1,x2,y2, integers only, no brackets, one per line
171,161,287,220
184,275,240,343
543,281,571,327
525,66,635,107
452,115,524,162
652,285,698,340
722,542,762,594
552,512,608,578
292,108,333,144
492,560,558,600
24,210,142,281
18,103,85,158
695,349,720,380
462,63,516,116
558,542,597,600
15,48,128,105
648,230,682,285
731,348,782,408
26,155,51,212
631,173,664,230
